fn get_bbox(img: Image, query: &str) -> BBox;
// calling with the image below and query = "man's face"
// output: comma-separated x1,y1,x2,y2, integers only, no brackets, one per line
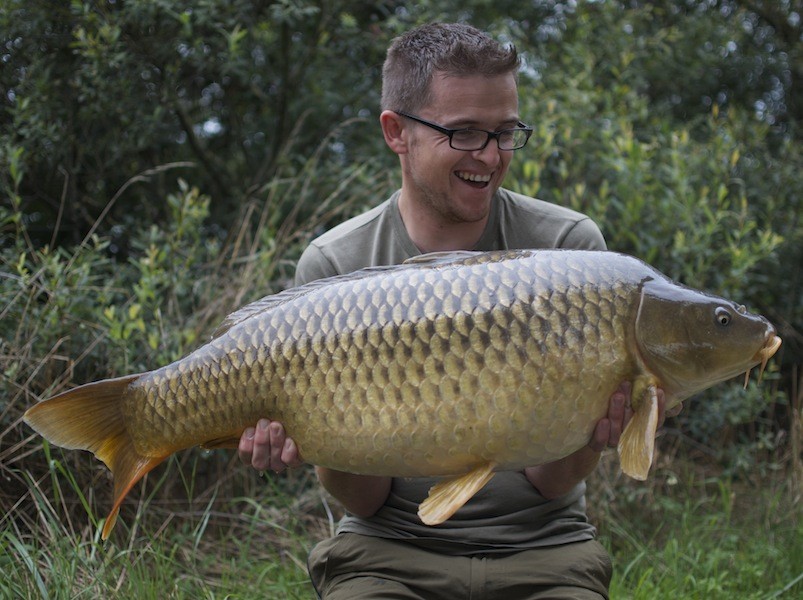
401,71,520,226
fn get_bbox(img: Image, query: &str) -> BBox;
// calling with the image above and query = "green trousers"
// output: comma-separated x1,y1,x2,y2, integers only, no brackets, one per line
308,533,612,599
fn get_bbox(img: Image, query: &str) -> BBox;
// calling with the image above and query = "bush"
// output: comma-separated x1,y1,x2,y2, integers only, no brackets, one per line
0,127,387,541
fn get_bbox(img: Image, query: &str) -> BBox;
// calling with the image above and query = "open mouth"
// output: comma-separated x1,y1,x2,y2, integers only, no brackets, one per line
456,171,491,188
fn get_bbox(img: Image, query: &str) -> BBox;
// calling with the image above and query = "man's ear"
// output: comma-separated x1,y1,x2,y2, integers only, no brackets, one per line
380,110,408,154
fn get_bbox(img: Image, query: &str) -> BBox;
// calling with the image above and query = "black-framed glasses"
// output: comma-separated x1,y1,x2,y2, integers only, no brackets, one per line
395,111,533,151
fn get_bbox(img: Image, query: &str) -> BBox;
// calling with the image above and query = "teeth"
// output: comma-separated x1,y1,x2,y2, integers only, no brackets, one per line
457,171,491,183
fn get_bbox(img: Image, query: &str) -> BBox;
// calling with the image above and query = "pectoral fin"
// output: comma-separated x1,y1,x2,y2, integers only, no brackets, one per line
417,462,496,525
617,382,659,480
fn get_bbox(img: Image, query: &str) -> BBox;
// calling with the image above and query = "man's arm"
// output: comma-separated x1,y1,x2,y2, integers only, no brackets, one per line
314,468,392,517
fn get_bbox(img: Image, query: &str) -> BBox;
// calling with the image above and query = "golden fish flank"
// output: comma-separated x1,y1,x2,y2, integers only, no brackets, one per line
24,249,781,539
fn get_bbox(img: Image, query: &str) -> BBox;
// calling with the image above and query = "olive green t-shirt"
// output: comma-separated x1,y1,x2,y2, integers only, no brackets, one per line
295,187,607,556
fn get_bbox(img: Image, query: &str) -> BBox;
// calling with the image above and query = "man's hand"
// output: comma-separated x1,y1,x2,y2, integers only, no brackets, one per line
236,420,390,516
238,419,304,473
587,381,681,452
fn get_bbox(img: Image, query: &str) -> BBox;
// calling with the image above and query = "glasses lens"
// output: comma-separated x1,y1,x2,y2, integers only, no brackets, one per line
450,130,489,151
498,129,530,150
449,128,531,151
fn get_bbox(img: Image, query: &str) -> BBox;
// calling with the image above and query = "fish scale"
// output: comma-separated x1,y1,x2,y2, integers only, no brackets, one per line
24,249,781,539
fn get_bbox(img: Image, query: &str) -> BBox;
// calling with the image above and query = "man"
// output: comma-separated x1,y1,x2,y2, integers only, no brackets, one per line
239,23,673,599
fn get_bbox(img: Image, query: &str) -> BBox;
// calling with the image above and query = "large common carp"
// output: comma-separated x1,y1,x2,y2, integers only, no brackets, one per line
24,249,781,539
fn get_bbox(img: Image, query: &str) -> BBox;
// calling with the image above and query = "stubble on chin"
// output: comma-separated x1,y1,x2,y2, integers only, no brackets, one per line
419,188,490,225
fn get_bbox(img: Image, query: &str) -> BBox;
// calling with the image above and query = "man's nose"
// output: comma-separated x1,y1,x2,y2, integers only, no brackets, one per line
471,140,503,165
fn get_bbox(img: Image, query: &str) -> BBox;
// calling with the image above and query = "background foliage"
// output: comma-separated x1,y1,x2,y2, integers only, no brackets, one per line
1,0,801,597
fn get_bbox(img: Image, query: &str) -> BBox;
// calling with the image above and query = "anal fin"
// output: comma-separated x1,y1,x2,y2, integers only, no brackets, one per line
617,382,659,480
418,462,496,525
103,454,166,540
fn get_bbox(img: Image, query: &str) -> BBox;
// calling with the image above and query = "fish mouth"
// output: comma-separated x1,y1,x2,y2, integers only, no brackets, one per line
744,333,782,387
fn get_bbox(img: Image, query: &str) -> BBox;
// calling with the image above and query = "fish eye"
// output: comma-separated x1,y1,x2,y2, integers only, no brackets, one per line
715,307,732,326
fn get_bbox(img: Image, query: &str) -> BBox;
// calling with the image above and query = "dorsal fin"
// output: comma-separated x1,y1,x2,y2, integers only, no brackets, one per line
402,250,482,267
211,287,314,339
404,249,538,268
210,264,407,338
211,250,533,338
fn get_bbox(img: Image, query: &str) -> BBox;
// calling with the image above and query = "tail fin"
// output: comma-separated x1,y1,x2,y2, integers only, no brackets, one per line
24,375,167,540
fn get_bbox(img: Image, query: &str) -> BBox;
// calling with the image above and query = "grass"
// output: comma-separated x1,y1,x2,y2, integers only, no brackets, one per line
593,455,803,599
1,447,800,599
0,517,316,599
1,455,327,599
607,489,801,598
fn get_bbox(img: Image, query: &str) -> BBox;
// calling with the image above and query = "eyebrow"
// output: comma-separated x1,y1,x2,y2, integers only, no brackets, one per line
446,117,522,130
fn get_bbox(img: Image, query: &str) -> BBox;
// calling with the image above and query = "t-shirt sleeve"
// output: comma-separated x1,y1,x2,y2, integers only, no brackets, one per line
293,244,338,286
560,217,607,250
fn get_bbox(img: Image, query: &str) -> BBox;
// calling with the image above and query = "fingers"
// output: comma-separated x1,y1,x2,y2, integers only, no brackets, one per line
281,437,305,469
667,401,683,418
656,387,667,427
607,383,628,443
589,382,679,456
254,419,283,472
588,382,633,453
237,419,302,473
587,419,611,453
266,420,286,471
238,426,256,465
654,388,685,427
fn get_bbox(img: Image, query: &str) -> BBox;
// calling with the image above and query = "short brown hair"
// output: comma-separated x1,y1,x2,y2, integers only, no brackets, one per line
381,23,520,113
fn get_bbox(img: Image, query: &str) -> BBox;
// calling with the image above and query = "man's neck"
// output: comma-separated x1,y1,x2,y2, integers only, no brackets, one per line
397,193,491,254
